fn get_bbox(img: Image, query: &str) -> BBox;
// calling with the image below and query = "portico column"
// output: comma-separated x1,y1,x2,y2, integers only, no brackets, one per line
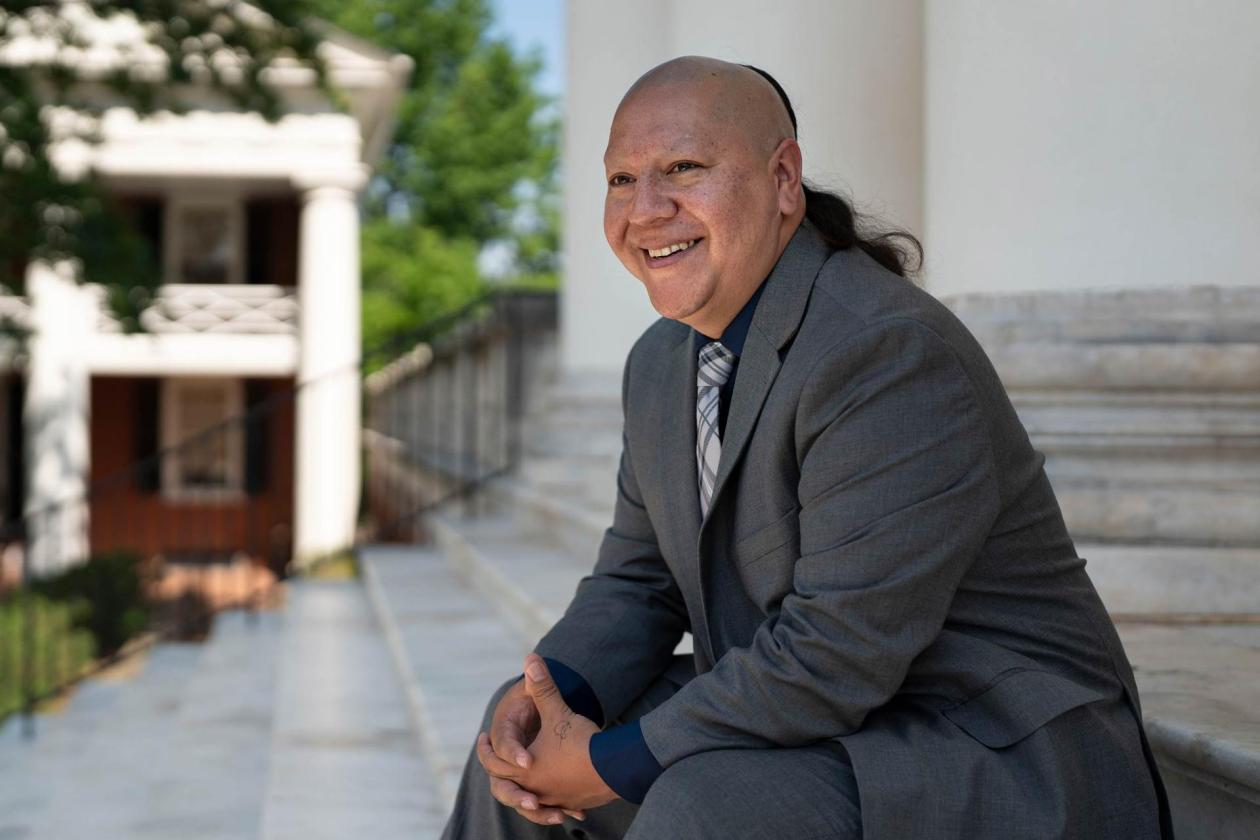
293,168,367,569
23,259,94,577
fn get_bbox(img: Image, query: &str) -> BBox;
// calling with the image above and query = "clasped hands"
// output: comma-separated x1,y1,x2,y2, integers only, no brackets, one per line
476,653,619,827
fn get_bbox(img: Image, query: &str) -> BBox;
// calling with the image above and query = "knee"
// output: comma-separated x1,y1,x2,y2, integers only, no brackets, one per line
626,755,716,839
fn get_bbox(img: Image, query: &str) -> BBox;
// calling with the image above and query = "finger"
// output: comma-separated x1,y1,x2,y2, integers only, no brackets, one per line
564,809,588,821
522,654,563,709
490,716,533,769
476,731,523,779
517,807,567,827
488,776,567,826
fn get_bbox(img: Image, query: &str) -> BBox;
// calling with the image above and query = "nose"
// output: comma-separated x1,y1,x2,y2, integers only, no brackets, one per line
627,175,676,227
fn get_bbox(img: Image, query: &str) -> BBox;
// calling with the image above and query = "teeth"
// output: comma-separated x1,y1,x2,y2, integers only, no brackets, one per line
647,239,697,258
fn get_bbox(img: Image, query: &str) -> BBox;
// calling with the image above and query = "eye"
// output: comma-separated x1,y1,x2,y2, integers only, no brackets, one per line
608,174,633,187
670,161,701,174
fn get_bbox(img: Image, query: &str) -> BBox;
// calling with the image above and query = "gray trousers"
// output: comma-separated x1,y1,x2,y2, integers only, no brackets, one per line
440,656,861,840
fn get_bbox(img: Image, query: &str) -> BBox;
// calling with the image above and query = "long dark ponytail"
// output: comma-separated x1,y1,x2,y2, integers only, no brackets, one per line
742,64,923,279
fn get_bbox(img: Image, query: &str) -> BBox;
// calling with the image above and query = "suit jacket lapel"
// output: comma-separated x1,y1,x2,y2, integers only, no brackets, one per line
703,219,832,529
661,325,702,551
657,326,715,662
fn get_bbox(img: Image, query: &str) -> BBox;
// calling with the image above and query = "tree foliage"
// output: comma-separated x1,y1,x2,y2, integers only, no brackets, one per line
0,0,330,330
305,0,560,359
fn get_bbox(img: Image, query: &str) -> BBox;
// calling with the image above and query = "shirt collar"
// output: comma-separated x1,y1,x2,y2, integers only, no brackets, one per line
692,278,768,358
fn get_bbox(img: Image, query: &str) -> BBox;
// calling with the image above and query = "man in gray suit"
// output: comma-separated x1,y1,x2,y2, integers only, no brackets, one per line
443,56,1172,839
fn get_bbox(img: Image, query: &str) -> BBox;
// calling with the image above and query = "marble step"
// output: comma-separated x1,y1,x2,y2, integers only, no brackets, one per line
439,483,1256,837
1081,542,1260,619
484,477,609,563
358,543,532,811
527,371,622,416
0,654,132,759
521,426,624,460
517,454,620,512
134,608,286,840
428,506,693,658
0,640,207,839
259,579,446,840
429,509,589,644
1119,622,1260,839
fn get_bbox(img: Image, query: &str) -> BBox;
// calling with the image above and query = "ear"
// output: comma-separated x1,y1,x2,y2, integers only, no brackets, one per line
769,137,804,217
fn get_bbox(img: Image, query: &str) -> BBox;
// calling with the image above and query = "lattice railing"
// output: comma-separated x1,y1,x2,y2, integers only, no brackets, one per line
93,284,299,335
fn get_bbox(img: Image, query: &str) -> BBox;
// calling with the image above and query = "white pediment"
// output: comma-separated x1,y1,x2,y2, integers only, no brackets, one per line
0,0,412,178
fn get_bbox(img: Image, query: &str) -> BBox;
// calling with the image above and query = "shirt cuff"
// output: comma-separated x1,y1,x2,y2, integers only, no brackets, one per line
518,657,604,728
588,720,664,804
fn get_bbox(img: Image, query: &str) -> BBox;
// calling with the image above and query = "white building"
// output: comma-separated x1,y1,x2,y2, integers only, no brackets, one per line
0,2,411,577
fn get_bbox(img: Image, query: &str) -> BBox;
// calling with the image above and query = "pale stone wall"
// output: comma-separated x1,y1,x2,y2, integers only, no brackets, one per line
923,2,1260,297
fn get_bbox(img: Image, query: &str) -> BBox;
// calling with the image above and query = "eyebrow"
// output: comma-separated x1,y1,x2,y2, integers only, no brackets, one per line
604,136,708,167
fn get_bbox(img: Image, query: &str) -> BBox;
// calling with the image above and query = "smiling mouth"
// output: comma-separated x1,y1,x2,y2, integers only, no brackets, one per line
642,238,703,262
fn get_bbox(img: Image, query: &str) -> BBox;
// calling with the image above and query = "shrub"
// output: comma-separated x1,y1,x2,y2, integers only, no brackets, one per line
28,551,150,657
0,592,96,718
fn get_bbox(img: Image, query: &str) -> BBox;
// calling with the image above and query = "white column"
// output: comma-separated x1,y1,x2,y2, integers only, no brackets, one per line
561,0,924,376
24,259,95,577
293,169,366,569
924,2,1260,296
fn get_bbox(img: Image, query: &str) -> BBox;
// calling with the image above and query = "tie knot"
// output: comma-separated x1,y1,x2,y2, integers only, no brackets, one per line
697,340,736,389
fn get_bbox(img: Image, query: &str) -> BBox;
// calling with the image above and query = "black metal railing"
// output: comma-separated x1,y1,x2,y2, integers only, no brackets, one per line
0,286,556,735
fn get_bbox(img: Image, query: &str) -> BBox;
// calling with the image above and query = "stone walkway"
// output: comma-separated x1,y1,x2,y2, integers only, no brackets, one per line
0,580,446,840
259,580,446,839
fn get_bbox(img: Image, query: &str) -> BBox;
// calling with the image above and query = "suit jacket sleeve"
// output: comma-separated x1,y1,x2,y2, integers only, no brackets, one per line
532,341,691,721
638,318,1003,768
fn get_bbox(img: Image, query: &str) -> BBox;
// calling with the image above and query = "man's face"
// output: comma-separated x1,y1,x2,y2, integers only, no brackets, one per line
603,81,784,335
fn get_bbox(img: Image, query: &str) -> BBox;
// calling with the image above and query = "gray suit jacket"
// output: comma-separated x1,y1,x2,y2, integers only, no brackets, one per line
536,219,1171,838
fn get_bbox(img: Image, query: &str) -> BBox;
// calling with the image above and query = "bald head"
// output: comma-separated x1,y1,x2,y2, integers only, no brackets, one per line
602,56,807,338
616,56,797,158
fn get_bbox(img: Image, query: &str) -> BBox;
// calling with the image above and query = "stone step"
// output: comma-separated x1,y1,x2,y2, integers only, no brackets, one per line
428,505,693,659
521,427,624,460
484,477,609,563
0,609,295,840
1082,542,1260,618
0,653,132,759
258,579,446,840
517,454,620,512
0,640,207,839
136,608,286,840
445,478,1256,837
359,543,531,811
1119,622,1260,838
527,371,622,415
429,509,589,643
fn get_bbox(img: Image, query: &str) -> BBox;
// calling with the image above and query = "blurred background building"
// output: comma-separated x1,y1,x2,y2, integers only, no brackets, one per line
1,2,410,581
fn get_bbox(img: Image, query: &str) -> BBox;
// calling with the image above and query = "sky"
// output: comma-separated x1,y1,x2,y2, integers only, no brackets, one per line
487,0,565,101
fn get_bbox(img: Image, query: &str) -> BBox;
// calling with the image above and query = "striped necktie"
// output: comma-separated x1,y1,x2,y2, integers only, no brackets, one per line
696,340,736,518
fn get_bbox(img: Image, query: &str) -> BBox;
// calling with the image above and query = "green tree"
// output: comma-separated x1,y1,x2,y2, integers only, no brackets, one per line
0,0,331,331
305,0,560,360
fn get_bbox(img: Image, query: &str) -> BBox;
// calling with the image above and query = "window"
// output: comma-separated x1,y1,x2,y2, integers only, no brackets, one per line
165,197,244,285
160,378,245,501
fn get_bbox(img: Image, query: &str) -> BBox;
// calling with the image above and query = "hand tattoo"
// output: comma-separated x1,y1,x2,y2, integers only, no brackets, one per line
553,718,572,742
